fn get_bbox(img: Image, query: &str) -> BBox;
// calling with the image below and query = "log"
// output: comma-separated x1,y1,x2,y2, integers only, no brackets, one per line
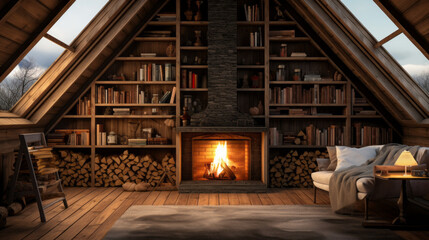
7,202,23,216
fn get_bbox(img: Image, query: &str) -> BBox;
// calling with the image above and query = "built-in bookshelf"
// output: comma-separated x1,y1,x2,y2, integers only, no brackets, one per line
48,0,399,187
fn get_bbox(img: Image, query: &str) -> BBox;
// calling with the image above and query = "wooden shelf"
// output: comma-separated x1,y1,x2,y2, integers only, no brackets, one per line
353,103,370,107
180,46,208,50
269,57,328,61
237,21,265,25
269,37,310,41
237,46,264,50
351,115,382,119
237,88,265,92
62,115,91,119
269,115,346,119
134,37,176,41
269,21,296,26
95,115,175,119
95,145,176,149
269,104,347,107
237,65,265,69
269,81,347,85
116,57,176,61
53,145,91,149
181,21,208,26
181,65,208,69
269,145,327,149
95,104,176,107
181,88,208,92
95,81,176,85
147,21,176,26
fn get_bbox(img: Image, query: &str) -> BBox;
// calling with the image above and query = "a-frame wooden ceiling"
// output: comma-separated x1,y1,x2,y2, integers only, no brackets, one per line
0,0,75,83
0,0,428,132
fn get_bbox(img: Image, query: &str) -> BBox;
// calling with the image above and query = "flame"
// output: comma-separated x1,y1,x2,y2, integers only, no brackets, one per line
208,141,229,177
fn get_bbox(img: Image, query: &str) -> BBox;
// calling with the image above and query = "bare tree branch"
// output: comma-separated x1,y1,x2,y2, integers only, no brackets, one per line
0,58,41,110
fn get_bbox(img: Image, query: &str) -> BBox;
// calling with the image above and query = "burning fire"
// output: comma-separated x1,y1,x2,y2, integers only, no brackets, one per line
208,141,230,178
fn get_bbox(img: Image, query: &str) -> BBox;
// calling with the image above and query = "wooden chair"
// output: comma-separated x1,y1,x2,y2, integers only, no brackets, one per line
7,133,68,222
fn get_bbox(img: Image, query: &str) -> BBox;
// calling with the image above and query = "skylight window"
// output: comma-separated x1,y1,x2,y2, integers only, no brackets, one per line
341,0,429,95
0,0,108,111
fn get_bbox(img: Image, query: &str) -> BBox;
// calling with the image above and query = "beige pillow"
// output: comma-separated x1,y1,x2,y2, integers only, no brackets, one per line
326,146,337,171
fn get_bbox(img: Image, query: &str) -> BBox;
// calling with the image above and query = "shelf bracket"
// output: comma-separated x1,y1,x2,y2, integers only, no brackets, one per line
44,33,76,52
374,29,401,48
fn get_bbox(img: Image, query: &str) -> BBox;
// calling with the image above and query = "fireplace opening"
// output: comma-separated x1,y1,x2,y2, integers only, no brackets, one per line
192,134,250,181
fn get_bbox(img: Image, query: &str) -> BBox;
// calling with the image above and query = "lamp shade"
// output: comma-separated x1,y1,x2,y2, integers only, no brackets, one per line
394,150,418,166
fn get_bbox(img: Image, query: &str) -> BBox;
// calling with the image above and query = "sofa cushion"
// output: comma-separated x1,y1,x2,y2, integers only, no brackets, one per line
356,177,374,193
326,146,338,171
311,171,333,185
335,146,378,172
314,181,329,192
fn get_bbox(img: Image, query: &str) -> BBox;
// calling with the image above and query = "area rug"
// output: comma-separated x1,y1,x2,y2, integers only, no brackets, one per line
104,205,400,240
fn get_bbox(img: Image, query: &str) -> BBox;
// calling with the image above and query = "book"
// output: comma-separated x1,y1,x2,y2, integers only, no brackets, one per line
170,87,176,104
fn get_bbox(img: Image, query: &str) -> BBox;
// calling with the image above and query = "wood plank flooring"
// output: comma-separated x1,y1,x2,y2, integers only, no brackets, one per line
0,187,426,240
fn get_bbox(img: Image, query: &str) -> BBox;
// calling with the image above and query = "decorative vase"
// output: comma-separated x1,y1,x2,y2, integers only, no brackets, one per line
194,30,202,46
194,0,202,21
184,0,193,21
166,42,175,57
258,101,264,115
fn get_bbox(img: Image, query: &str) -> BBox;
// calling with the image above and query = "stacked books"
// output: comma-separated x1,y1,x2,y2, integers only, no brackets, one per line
153,13,176,22
141,30,172,37
128,139,147,146
140,53,156,58
138,63,175,81
76,96,91,115
244,3,262,21
96,124,107,146
303,74,321,81
306,124,345,146
113,108,130,115
270,30,295,38
353,123,392,146
47,133,67,147
52,129,90,146
181,70,205,88
250,27,263,47
290,52,307,57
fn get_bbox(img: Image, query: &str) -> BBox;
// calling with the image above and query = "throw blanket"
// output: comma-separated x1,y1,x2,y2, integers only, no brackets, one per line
329,144,420,213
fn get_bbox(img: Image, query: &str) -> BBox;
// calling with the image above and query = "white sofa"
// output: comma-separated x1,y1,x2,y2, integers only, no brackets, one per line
311,146,429,219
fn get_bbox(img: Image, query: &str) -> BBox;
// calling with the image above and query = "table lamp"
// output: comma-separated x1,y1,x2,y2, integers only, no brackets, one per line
394,150,418,176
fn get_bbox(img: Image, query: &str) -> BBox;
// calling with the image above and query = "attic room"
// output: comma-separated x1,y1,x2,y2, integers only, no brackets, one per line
0,0,428,239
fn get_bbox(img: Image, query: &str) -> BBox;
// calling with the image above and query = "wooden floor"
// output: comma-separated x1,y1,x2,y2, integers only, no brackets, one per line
0,187,427,240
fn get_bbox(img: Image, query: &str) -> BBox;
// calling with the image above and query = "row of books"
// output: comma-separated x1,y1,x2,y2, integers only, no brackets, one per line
270,85,345,104
181,70,205,88
352,123,392,146
250,29,263,47
138,63,175,82
305,124,345,146
47,129,90,146
76,97,91,115
96,124,107,146
243,3,263,21
96,86,176,104
352,89,368,104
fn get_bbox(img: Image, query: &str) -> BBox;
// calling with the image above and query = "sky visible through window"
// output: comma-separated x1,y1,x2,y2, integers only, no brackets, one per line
0,0,108,110
341,0,429,94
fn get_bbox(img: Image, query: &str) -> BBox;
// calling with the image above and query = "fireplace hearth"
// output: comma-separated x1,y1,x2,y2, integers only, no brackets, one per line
178,128,267,192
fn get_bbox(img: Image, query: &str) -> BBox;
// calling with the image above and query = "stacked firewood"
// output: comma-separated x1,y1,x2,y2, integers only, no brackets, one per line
94,151,176,187
269,150,328,188
55,151,91,187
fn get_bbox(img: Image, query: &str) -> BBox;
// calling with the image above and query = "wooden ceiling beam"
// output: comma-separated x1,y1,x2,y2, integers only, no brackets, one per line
44,33,75,52
0,0,75,83
0,0,21,26
373,0,429,60
374,29,401,48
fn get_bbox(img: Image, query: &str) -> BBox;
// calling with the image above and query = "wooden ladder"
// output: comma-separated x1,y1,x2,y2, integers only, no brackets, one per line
7,133,68,222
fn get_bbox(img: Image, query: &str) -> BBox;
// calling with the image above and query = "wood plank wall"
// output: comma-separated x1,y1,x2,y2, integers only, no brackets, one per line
402,126,429,147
